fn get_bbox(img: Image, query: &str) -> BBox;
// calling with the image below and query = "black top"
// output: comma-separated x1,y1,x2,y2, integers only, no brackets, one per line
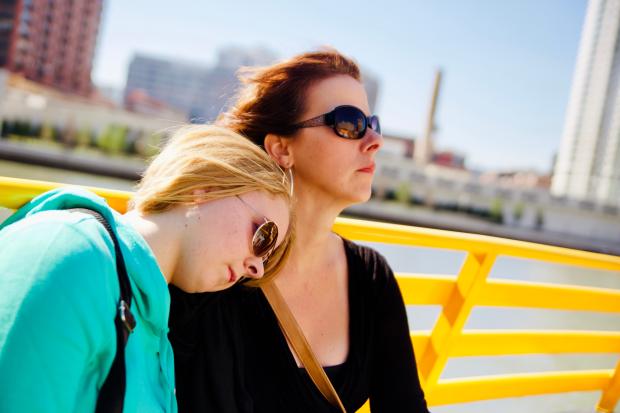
169,238,429,412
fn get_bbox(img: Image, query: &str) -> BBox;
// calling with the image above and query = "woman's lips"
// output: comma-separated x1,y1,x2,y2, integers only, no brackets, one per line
228,267,237,283
358,163,376,173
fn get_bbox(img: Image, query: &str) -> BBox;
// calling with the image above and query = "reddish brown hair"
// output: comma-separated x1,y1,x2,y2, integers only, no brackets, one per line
218,49,361,146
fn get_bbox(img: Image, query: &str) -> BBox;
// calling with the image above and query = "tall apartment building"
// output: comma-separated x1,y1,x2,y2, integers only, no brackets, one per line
0,0,103,96
551,0,620,206
124,47,277,122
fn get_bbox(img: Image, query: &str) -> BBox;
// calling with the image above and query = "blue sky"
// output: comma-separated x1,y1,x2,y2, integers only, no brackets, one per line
92,0,587,172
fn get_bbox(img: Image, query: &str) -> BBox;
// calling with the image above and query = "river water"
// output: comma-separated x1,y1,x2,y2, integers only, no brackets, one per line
1,160,619,413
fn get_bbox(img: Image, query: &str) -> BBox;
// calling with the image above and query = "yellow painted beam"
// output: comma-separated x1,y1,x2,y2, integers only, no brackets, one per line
598,360,620,413
426,370,614,406
0,176,132,213
333,217,620,272
451,330,620,356
354,369,615,410
395,274,456,305
411,332,430,361
395,274,620,313
355,400,370,413
420,252,496,386
411,330,620,359
480,278,620,313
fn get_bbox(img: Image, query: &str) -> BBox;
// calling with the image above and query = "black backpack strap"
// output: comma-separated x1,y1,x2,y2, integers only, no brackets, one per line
69,208,136,413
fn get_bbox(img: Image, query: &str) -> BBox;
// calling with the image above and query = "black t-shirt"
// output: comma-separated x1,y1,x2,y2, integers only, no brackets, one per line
169,238,429,412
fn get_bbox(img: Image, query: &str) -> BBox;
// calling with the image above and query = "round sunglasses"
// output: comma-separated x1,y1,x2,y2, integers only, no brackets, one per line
235,195,279,262
293,105,381,139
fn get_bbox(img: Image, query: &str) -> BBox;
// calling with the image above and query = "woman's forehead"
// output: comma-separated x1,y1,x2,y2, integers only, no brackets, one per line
304,75,370,114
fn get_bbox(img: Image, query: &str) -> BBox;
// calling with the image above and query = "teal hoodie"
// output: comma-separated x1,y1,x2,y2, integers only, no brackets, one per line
0,187,177,412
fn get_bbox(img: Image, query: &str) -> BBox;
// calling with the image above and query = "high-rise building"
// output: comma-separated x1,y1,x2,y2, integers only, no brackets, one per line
552,0,620,206
125,47,383,123
124,47,277,122
0,1,18,68
0,0,103,96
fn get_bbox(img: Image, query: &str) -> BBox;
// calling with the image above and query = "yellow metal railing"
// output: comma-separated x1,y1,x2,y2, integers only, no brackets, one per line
1,176,620,412
334,218,620,412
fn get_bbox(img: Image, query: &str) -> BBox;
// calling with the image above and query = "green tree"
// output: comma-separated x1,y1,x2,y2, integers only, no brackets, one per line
512,202,524,224
490,197,504,224
40,123,55,141
98,124,128,154
75,127,93,148
395,182,411,205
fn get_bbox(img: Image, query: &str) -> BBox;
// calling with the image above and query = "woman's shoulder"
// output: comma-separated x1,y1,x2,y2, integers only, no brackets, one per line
0,210,118,297
341,237,394,284
8,209,113,253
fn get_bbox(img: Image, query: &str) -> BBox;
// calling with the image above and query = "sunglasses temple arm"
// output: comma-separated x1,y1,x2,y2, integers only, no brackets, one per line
295,114,327,128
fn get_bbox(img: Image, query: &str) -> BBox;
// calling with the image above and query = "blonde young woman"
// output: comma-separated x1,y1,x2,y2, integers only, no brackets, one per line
169,51,429,412
0,126,293,412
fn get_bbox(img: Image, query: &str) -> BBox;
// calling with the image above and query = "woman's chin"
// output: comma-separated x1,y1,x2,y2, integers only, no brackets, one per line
342,189,372,207
356,186,373,202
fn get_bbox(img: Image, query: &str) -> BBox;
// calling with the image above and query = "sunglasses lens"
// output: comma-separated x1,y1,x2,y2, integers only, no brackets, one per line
334,106,366,139
252,221,278,259
369,115,381,134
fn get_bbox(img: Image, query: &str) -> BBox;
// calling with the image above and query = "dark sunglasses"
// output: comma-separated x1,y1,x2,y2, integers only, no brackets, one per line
236,195,279,262
293,105,381,139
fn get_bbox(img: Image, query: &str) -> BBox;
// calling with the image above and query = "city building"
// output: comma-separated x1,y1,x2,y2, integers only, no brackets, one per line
125,47,383,122
0,1,17,67
124,88,186,120
366,149,620,252
381,132,467,170
381,133,415,158
0,69,185,154
552,0,620,207
480,170,552,189
432,150,466,169
124,47,277,122
0,0,104,96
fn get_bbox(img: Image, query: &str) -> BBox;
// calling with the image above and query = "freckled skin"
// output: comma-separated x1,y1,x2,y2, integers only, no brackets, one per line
171,191,290,293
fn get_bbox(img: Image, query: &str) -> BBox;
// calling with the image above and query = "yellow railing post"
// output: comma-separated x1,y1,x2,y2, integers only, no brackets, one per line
597,360,620,412
419,252,496,387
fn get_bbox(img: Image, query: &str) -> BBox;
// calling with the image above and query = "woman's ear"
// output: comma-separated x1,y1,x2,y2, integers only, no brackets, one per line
191,189,207,203
264,134,294,168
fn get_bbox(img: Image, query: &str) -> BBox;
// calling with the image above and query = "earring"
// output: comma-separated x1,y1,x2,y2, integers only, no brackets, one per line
276,163,294,197
286,167,294,197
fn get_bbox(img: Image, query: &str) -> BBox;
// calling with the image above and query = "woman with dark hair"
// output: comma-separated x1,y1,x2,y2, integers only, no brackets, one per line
169,50,429,412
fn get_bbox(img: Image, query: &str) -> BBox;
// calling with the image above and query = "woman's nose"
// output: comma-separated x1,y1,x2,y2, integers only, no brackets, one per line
362,128,383,153
243,256,265,279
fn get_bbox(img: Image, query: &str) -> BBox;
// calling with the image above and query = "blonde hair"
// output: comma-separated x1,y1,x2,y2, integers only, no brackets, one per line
132,125,294,284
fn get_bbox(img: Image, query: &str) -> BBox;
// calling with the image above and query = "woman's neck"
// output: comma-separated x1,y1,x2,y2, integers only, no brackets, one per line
277,187,347,280
123,209,181,284
296,186,343,240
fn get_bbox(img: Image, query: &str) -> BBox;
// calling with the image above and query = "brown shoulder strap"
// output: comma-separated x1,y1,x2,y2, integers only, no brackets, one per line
261,282,347,412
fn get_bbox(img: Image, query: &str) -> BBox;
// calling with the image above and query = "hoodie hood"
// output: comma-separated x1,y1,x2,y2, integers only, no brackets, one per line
1,186,170,336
